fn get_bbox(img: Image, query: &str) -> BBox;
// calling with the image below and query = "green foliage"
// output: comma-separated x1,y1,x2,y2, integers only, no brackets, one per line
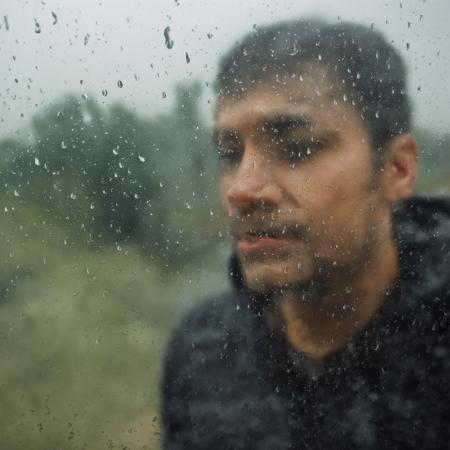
0,81,222,270
414,127,450,194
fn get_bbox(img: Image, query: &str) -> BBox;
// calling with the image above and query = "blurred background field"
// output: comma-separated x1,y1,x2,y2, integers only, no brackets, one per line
1,0,449,448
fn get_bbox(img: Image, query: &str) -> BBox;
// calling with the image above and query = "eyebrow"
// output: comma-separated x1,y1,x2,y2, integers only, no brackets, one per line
212,113,315,145
262,114,313,134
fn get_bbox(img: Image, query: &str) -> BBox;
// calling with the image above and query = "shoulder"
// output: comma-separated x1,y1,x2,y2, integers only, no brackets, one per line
161,289,262,391
160,291,290,449
165,290,254,353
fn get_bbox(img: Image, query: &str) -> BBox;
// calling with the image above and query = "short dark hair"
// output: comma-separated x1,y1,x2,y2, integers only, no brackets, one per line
216,19,411,165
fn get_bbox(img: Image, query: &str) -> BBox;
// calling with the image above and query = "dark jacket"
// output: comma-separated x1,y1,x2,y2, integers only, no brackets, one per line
161,197,450,449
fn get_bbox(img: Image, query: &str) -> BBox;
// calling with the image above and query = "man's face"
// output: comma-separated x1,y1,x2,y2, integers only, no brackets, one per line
215,69,392,294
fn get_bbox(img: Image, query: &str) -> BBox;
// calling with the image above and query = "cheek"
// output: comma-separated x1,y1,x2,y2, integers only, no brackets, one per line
218,176,231,207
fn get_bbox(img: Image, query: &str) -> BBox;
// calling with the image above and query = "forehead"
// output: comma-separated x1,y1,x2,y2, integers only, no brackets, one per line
215,68,355,132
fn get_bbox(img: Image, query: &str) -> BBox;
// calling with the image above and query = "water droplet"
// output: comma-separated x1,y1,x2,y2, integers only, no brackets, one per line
159,182,164,188
375,111,380,118
51,11,57,25
81,93,88,100
185,202,192,210
61,141,67,149
112,148,118,155
70,193,77,200
3,15,9,31
84,33,90,46
102,89,108,97
162,91,167,99
117,80,123,88
34,157,40,166
34,19,41,34
209,208,214,216
138,155,146,162
164,26,174,49
406,42,410,51
56,111,64,118
185,52,190,64
90,203,95,210
14,190,20,197
134,193,139,199
206,32,213,39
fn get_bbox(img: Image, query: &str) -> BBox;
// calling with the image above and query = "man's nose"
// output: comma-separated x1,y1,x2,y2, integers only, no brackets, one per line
226,144,282,208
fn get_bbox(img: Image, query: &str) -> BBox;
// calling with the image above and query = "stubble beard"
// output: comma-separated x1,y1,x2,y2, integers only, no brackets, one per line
242,210,381,310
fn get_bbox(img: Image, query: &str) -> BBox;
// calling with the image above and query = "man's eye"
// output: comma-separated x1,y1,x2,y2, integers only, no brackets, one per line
217,144,242,166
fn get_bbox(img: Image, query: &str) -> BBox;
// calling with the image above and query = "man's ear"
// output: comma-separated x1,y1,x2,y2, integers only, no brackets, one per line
380,134,418,203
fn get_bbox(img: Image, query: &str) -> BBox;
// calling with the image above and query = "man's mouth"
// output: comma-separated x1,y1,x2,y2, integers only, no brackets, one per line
236,231,289,254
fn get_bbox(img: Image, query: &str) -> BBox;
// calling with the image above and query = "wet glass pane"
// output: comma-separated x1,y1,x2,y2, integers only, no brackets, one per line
1,1,448,449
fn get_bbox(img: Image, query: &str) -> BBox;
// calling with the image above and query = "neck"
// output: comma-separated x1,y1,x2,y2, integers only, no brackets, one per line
269,238,398,361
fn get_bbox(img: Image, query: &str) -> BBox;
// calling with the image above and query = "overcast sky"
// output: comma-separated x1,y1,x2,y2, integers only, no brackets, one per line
1,0,449,138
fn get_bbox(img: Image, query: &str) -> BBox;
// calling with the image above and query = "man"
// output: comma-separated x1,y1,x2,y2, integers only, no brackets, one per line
161,19,450,449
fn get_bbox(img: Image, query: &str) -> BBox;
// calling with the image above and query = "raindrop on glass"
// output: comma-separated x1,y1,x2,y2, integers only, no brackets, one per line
51,11,57,25
164,26,174,49
117,80,123,88
138,155,146,163
84,33,90,46
185,52,190,64
34,19,41,34
34,157,40,166
3,16,9,31
70,193,77,200
61,141,67,149
162,91,167,98
102,89,108,97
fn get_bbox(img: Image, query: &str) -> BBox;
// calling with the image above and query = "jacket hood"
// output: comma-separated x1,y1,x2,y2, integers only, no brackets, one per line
394,196,450,296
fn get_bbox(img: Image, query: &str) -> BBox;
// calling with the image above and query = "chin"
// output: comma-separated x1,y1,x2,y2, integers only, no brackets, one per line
241,257,315,292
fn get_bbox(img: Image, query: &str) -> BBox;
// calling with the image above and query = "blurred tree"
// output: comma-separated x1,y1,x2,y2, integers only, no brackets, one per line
414,127,450,194
0,82,221,270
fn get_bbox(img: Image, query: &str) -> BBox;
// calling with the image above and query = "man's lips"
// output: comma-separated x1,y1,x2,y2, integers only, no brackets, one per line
236,233,289,253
